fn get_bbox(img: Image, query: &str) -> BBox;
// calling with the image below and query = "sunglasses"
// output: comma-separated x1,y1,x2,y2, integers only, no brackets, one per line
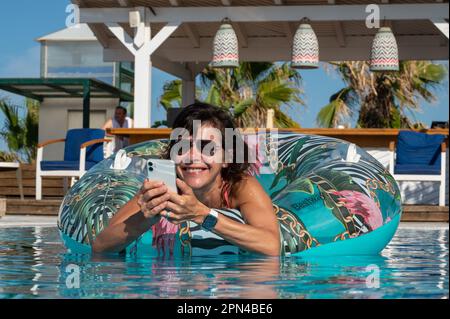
169,139,222,157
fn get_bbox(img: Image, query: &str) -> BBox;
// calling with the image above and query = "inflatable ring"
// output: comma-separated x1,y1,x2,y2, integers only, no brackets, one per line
58,132,402,257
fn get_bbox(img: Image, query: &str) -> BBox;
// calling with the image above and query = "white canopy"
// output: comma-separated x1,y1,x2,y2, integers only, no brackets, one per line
72,0,449,127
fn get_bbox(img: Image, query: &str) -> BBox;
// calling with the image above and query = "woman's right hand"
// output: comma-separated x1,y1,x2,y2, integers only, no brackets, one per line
137,180,171,219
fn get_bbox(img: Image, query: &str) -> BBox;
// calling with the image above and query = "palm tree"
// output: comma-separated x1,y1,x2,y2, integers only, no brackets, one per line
199,62,304,128
317,61,447,128
316,87,357,128
0,151,19,162
158,62,305,128
0,98,39,162
152,80,184,127
158,79,183,111
23,98,39,161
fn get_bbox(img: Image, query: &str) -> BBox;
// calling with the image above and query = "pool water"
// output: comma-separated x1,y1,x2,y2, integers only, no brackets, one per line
0,226,448,299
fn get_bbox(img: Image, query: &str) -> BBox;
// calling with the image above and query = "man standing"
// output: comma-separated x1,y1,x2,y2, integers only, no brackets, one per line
103,106,133,153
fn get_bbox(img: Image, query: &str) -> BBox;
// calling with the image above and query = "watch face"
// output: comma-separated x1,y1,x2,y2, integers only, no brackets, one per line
202,214,218,231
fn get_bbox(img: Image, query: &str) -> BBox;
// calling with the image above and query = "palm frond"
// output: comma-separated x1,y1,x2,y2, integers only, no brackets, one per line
159,80,182,110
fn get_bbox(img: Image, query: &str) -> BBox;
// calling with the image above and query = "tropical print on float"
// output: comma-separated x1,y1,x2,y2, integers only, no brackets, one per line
257,133,402,255
58,141,167,247
58,170,142,245
58,133,402,256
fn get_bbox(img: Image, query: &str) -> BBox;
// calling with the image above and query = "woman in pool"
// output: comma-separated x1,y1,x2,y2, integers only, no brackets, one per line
92,103,280,256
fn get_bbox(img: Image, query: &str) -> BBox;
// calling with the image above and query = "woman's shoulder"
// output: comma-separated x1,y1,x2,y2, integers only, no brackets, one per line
232,175,259,189
230,175,267,205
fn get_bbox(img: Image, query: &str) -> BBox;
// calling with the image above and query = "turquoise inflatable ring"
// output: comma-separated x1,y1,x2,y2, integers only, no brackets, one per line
58,132,402,257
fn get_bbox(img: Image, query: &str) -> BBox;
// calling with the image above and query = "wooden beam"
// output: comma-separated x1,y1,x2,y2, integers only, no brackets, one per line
183,23,200,48
326,0,343,50
432,18,449,39
107,22,137,55
104,34,448,62
182,77,196,106
233,22,248,48
151,55,193,80
146,22,181,55
80,4,449,23
384,20,396,35
72,0,85,6
117,0,130,6
334,21,346,47
221,0,248,48
118,22,135,39
283,22,296,40
107,9,178,58
87,23,111,48
189,62,209,75
168,1,200,49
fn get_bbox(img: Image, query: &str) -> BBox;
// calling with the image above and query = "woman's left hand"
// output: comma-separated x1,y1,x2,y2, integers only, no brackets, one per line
163,179,210,225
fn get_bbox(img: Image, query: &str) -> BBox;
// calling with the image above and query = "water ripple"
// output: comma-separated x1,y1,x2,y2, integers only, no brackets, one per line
0,226,448,299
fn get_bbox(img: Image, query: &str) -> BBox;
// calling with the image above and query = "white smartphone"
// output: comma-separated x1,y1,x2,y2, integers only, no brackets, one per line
147,159,178,194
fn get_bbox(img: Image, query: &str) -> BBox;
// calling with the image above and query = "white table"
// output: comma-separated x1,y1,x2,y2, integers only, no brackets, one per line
0,162,24,200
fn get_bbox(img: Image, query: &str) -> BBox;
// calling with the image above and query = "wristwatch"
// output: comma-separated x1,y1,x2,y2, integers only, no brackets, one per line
201,209,219,231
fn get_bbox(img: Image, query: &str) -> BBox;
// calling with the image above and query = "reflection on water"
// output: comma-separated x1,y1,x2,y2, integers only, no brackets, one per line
0,226,448,299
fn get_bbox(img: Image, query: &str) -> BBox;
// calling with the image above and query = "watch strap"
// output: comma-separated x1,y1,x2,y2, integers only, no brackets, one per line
201,209,219,231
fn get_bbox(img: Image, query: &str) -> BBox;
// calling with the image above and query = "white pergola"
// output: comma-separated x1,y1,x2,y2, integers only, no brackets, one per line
73,0,449,128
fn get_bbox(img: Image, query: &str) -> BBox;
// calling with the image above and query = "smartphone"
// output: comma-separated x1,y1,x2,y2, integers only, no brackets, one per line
147,159,178,193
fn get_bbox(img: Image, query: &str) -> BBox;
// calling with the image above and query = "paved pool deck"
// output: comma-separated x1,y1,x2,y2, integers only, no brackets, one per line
0,215,448,229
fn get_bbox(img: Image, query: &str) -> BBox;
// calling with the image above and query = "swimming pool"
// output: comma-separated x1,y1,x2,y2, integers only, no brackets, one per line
0,225,447,299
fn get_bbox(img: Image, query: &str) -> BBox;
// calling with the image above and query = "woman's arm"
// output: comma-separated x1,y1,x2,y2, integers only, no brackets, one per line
166,177,281,256
92,181,170,253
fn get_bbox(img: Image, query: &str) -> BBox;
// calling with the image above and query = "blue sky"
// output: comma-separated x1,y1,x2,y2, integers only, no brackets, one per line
0,0,448,152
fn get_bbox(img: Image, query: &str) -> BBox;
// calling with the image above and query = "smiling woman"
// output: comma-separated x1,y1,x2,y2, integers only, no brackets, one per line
58,103,403,258
91,103,281,256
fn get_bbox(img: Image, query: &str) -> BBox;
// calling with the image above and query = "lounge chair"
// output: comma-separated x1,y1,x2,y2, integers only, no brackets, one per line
36,128,112,200
389,130,447,206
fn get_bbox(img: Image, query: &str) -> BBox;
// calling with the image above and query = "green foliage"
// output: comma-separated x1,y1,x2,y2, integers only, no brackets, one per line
318,61,447,128
160,62,305,128
0,98,39,163
0,150,19,162
159,79,182,110
152,120,168,128
316,87,355,128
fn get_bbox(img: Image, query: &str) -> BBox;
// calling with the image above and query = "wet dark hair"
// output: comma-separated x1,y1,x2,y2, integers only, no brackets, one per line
165,102,252,191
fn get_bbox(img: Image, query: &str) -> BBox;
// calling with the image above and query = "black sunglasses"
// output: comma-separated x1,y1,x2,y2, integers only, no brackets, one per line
169,139,221,157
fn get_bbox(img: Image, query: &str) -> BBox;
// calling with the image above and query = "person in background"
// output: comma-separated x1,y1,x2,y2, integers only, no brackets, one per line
102,106,134,153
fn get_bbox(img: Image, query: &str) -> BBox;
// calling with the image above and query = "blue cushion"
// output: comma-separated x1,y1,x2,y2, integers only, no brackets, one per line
64,129,105,163
394,164,441,175
396,131,444,166
41,160,98,171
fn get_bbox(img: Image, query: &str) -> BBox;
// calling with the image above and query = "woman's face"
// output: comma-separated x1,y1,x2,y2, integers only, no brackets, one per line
173,125,227,190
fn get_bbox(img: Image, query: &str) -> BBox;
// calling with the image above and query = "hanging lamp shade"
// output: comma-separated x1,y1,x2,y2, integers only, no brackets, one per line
211,19,239,68
291,23,319,69
370,27,399,72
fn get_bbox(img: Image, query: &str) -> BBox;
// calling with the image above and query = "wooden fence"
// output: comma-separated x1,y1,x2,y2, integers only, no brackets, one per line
0,163,65,199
